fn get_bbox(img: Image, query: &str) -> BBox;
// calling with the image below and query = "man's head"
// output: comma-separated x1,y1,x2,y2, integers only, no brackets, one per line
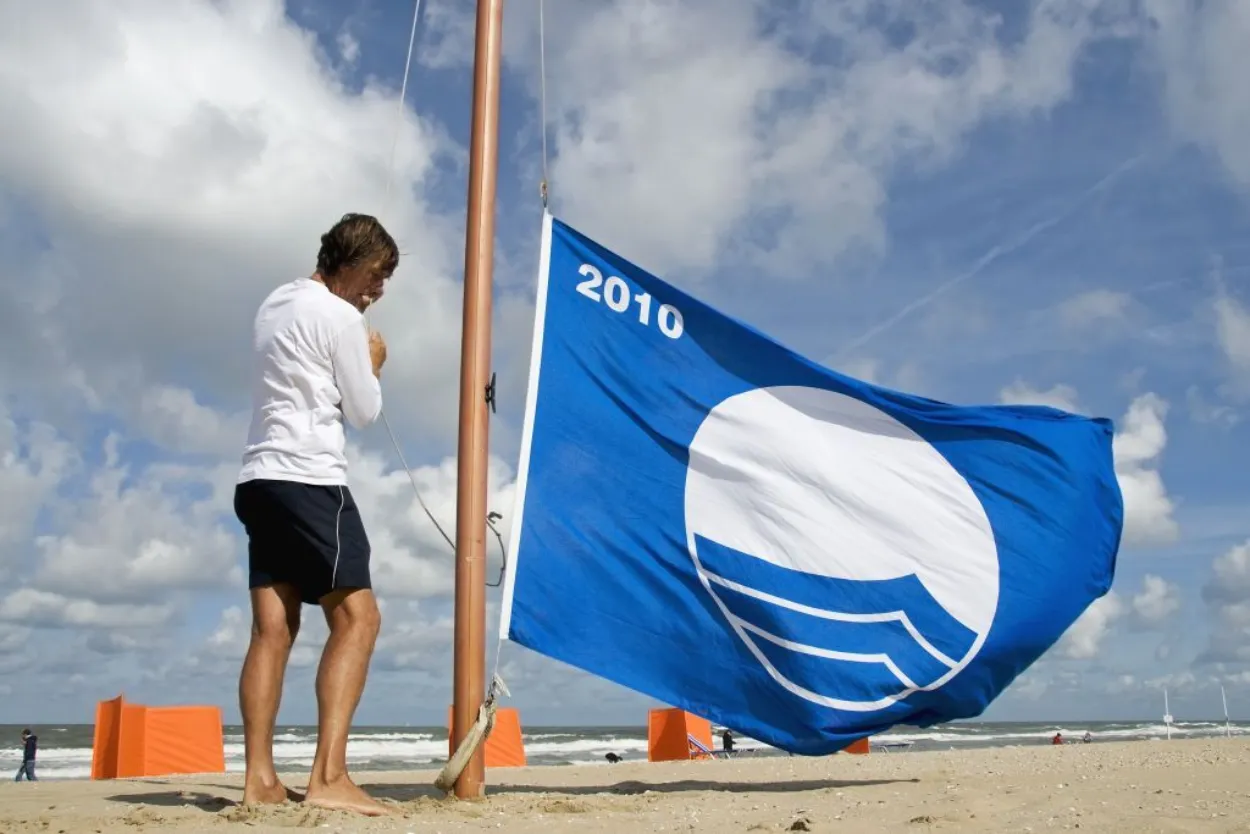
21,729,30,740
315,213,399,312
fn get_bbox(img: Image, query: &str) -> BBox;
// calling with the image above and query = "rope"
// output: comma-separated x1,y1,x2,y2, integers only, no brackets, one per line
384,0,423,204
369,0,506,580
377,410,454,551
538,0,549,207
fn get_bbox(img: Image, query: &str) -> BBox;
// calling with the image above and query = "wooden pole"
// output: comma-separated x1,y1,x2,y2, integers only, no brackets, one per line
452,0,505,800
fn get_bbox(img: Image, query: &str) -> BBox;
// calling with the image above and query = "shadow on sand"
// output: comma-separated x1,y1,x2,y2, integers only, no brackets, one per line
104,774,916,811
363,776,916,803
104,789,237,811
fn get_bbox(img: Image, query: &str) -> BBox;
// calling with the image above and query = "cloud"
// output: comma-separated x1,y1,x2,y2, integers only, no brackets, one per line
998,384,1178,545
0,589,174,631
458,0,1127,280
1049,574,1178,663
0,406,77,565
337,30,361,66
0,0,508,450
999,380,1081,412
0,395,515,634
1214,294,1250,369
1112,393,1179,545
1056,592,1125,660
22,433,245,606
134,385,249,459
343,444,516,600
1199,539,1250,666
1186,386,1240,429
1145,0,1250,188
1129,575,1181,627
1057,289,1132,330
1213,291,1250,399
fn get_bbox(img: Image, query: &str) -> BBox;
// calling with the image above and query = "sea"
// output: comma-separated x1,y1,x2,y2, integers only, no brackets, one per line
2,721,1247,781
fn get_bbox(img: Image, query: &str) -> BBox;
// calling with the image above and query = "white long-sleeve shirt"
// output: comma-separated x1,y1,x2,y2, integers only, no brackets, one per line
238,277,382,486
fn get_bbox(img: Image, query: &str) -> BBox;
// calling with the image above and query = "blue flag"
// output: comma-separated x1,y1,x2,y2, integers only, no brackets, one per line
499,212,1123,754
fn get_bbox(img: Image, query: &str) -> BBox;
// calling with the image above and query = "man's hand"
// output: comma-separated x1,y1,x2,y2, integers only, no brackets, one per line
368,329,387,378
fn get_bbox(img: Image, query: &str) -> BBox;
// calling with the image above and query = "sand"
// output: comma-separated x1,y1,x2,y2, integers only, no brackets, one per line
1,739,1248,833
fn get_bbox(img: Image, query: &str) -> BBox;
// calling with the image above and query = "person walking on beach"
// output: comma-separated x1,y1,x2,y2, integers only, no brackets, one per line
233,213,397,817
14,729,36,781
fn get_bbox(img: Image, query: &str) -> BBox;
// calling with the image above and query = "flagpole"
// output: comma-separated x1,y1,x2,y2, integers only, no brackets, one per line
452,0,505,800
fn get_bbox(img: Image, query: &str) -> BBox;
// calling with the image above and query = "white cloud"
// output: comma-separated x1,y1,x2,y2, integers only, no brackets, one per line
0,589,174,630
23,433,244,605
0,0,500,450
337,30,361,66
838,358,882,385
1145,0,1250,406
1186,386,1240,428
466,0,1124,280
1145,0,1250,188
344,445,516,600
1199,540,1250,666
1130,574,1181,627
135,385,248,458
999,380,1081,412
1213,292,1250,399
206,606,248,656
1143,670,1197,694
1058,289,1132,330
1112,393,1179,545
1208,540,1250,603
1052,574,1176,662
998,384,1178,545
0,407,77,563
1057,592,1125,660
0,624,31,654
1214,294,1250,370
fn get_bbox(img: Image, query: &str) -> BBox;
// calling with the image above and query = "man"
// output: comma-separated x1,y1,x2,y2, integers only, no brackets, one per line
15,729,36,781
233,213,397,816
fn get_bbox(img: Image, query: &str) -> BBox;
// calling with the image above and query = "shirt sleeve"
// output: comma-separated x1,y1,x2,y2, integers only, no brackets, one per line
331,317,382,429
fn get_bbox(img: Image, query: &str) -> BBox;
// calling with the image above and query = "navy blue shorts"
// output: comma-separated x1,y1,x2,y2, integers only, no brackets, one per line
234,479,372,605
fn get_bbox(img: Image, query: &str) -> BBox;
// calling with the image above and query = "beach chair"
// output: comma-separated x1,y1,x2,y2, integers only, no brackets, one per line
687,734,732,760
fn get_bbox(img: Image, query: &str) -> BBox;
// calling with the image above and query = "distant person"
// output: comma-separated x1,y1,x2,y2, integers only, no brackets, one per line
604,752,623,763
1052,732,1063,745
1082,731,1092,744
722,729,735,756
14,729,36,781
233,213,398,816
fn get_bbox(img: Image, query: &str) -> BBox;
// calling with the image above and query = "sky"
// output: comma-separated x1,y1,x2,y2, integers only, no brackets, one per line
0,0,1248,728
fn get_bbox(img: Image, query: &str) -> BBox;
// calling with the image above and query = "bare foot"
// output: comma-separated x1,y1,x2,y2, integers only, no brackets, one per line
242,775,294,806
303,775,394,817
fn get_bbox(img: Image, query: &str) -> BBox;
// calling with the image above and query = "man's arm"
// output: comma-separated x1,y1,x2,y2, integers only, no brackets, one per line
331,318,383,429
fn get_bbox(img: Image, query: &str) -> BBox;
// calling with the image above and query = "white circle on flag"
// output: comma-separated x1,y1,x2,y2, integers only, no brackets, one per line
684,385,1000,711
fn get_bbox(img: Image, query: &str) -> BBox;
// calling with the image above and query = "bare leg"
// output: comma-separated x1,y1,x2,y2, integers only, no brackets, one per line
239,582,302,805
303,588,390,816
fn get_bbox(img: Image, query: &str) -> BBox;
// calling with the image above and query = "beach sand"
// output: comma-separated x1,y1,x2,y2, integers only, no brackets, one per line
1,738,1247,833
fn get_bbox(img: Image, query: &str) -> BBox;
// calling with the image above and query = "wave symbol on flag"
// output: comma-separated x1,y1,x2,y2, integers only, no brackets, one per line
684,385,1001,712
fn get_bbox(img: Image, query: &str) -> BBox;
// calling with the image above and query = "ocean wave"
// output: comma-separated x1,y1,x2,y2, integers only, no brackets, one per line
7,721,1247,780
